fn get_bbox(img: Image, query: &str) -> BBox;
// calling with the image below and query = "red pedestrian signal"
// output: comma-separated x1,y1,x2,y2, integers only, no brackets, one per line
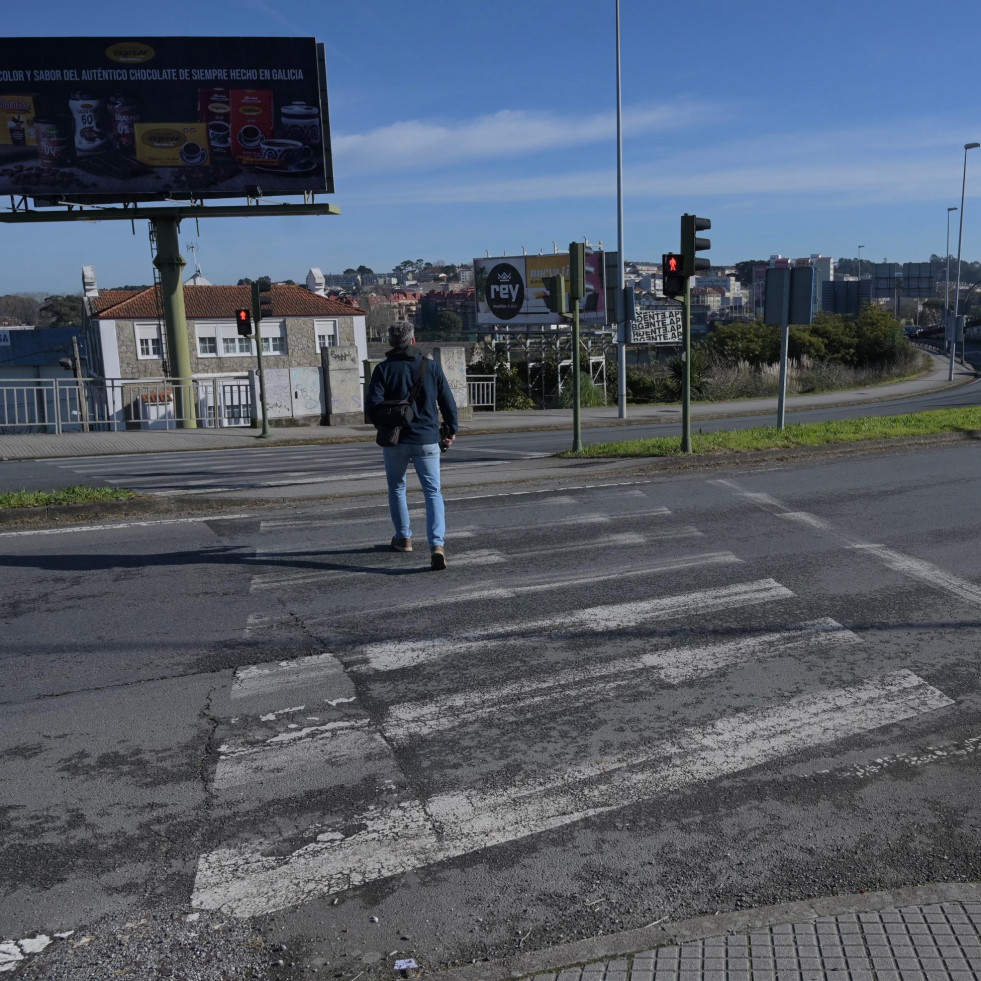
662,253,685,298
235,308,252,337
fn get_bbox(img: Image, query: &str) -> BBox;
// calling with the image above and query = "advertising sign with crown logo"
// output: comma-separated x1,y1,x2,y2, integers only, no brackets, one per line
474,253,607,327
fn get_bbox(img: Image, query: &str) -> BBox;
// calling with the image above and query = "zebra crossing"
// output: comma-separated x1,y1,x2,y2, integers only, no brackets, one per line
190,490,962,920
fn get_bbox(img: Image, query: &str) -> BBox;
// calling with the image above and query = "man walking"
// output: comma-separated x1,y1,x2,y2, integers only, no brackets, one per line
366,322,459,570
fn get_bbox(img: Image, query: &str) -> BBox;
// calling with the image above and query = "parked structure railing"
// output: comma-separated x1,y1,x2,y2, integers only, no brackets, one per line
466,374,496,411
0,377,254,434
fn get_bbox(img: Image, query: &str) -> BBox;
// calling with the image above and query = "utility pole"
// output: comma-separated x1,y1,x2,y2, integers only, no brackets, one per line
71,334,90,432
250,281,272,438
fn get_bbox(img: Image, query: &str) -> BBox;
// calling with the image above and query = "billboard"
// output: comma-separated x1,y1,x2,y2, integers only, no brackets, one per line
474,252,607,326
627,309,682,345
0,36,333,204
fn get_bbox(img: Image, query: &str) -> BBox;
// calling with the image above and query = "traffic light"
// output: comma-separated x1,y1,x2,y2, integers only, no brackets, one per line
568,242,586,300
235,308,252,337
251,281,274,322
542,275,568,315
662,253,685,298
681,213,711,276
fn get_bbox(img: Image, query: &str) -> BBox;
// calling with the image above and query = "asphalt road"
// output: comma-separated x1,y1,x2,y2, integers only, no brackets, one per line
3,440,981,978
1,376,980,497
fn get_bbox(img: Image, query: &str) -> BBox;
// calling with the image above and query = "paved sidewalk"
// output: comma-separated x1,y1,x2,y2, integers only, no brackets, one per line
426,887,981,981
528,901,981,981
0,353,974,462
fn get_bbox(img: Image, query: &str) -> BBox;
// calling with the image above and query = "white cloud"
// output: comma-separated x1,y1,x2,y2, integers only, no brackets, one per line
338,117,972,210
332,101,717,173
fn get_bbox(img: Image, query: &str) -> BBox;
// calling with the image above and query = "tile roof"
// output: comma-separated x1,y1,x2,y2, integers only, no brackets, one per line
88,284,364,320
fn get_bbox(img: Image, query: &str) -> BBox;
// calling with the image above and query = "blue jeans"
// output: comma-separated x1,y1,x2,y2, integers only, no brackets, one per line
382,442,445,548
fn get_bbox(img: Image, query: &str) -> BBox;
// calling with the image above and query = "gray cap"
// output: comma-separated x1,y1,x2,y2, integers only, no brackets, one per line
388,321,415,347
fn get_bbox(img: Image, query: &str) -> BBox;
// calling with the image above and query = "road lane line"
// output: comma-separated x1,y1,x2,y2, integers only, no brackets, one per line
383,618,860,744
355,577,792,672
191,669,951,917
715,481,981,609
0,514,252,537
849,544,981,607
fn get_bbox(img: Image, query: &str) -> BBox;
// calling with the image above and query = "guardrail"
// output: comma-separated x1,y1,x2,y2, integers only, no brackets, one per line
466,374,496,411
0,377,253,433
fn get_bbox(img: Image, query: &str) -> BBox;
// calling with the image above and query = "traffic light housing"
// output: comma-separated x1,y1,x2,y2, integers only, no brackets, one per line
542,275,568,315
681,213,711,276
662,253,685,298
568,242,586,300
235,308,252,337
251,281,274,323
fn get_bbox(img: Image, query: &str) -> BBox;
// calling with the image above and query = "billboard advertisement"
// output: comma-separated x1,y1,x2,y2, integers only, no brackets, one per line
0,36,333,204
474,252,608,326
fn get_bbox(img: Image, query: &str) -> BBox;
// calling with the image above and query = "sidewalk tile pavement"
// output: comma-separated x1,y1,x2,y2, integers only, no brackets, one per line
524,903,981,981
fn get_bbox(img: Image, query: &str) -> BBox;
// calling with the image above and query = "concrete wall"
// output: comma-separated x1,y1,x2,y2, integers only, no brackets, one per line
322,345,364,426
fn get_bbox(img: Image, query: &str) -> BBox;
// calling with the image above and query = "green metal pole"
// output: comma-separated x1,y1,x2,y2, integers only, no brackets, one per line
250,282,270,438
571,299,583,452
151,217,196,428
681,276,692,454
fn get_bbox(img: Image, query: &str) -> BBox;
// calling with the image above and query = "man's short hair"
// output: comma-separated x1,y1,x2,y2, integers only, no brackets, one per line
388,321,415,347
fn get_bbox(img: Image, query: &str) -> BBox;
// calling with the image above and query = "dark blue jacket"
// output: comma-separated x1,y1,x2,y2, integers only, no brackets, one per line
366,347,459,445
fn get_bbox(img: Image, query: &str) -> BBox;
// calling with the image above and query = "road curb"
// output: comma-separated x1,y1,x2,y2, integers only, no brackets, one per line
1,430,977,524
426,882,981,981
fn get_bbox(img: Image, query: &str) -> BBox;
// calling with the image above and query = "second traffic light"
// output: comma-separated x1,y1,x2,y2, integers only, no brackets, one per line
542,275,568,315
681,213,711,277
662,253,685,298
235,308,253,337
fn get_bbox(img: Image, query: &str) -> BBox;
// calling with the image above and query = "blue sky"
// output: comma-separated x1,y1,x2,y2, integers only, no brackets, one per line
3,0,980,294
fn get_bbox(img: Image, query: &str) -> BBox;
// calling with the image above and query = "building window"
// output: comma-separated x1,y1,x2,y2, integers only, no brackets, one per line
197,334,217,357
314,319,338,350
260,322,287,355
222,335,252,356
135,323,162,360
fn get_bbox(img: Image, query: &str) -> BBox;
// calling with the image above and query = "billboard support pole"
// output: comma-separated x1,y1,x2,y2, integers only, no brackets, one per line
151,216,196,429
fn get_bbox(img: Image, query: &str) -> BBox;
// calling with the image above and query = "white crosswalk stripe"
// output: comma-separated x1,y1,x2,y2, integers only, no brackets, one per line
187,496,959,921
192,669,952,917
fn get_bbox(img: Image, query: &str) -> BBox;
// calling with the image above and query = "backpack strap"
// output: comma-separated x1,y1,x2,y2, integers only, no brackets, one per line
406,354,427,403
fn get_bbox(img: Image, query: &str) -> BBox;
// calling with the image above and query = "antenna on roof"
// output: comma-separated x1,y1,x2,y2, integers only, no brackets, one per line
186,242,202,276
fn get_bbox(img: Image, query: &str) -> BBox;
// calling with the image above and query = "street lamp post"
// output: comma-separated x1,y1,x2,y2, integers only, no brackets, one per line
857,245,864,303
951,142,980,381
614,0,627,419
945,206,958,339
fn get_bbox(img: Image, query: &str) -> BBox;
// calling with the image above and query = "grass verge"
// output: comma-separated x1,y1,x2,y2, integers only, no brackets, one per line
562,407,981,458
0,485,137,510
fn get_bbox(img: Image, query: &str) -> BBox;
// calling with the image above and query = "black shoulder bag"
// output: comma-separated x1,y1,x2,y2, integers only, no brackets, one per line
373,356,428,447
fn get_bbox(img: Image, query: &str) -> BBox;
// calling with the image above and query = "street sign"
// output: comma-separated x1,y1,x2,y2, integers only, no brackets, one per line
627,308,683,344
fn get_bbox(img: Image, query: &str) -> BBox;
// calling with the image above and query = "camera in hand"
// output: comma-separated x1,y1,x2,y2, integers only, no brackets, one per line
439,422,453,453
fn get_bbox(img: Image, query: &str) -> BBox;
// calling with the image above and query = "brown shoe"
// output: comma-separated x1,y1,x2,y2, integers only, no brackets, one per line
430,545,446,570
391,536,412,552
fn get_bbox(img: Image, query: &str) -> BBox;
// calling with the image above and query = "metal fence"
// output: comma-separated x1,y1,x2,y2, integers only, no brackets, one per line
0,377,253,434
466,374,496,411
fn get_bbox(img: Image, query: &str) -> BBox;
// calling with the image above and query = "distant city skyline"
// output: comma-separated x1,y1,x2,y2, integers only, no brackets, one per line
2,1,980,294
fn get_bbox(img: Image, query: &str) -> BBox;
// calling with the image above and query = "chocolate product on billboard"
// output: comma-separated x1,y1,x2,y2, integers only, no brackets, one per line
69,93,110,154
198,87,232,158
7,115,25,146
35,119,71,168
230,89,273,159
280,101,320,147
108,96,140,153
134,122,211,167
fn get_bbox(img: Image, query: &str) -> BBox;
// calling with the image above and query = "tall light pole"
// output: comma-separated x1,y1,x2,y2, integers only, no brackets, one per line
951,142,980,380
857,244,864,304
945,206,958,336
614,0,627,418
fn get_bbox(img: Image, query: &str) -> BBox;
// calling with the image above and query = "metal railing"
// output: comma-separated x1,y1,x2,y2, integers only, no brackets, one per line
0,377,253,433
466,374,496,411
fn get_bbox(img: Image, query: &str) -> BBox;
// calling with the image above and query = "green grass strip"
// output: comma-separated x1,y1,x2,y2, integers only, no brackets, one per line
563,407,981,458
0,485,137,510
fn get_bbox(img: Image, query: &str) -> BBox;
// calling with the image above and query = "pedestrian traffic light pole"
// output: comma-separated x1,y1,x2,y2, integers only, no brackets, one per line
569,241,586,453
250,281,271,438
664,214,711,455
